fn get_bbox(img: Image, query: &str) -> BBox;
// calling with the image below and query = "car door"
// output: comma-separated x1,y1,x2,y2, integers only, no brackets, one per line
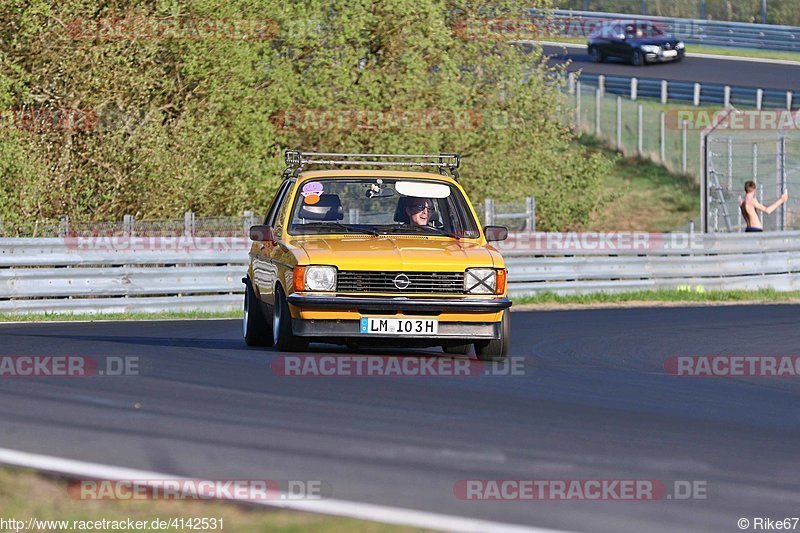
251,179,293,305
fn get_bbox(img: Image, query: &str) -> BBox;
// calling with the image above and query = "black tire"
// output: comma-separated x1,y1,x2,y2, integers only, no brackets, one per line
474,311,510,362
589,46,604,63
243,280,274,347
442,344,471,355
632,50,644,66
273,286,309,352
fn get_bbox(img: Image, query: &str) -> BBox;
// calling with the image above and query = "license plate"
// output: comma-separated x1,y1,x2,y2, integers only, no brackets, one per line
662,50,678,57
360,317,438,335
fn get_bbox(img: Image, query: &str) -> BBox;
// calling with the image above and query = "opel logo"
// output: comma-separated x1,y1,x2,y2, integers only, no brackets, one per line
393,273,411,290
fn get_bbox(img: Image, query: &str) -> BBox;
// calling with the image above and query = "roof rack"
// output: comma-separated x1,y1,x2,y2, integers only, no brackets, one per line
283,150,461,179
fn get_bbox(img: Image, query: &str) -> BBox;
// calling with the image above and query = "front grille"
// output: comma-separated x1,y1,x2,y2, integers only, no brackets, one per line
337,271,465,294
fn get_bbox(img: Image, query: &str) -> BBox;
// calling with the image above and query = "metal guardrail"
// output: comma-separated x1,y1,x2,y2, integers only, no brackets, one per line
539,9,800,52
576,72,795,110
1,231,798,313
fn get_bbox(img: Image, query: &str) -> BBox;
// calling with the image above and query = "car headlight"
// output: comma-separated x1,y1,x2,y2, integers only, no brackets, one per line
676,41,685,50
304,266,337,292
640,45,660,53
465,268,497,294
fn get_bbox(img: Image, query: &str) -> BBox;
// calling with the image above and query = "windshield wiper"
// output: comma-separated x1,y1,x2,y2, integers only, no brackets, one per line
296,222,379,236
375,225,461,240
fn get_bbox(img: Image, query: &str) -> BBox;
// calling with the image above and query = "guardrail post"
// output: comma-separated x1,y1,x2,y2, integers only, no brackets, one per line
123,214,134,237
727,137,733,191
616,96,622,151
575,81,582,128
724,85,731,108
681,120,688,174
778,135,786,231
693,83,701,106
348,208,359,224
638,104,643,156
484,198,495,226
753,144,759,185
631,77,638,101
595,88,601,135
526,197,536,232
58,215,69,238
660,111,666,162
756,88,763,111
598,75,605,97
661,80,668,104
787,91,793,111
243,210,255,234
184,211,195,237
568,72,576,94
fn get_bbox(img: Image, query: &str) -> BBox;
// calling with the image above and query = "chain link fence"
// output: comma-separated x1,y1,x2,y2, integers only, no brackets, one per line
573,79,703,178
703,120,800,232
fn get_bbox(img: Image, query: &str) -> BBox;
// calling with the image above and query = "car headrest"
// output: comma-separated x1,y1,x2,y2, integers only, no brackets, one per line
298,194,343,221
393,196,413,224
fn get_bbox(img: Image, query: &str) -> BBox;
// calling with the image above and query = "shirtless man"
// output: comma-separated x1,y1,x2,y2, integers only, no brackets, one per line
739,180,788,232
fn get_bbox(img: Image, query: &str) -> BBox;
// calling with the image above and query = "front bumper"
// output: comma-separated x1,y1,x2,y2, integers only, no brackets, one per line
293,319,500,339
644,50,684,62
286,294,512,313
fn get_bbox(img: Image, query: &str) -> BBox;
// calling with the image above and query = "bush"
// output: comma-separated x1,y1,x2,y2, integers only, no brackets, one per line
0,0,611,231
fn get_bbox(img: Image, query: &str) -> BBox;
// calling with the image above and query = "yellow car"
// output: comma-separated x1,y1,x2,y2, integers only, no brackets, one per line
243,151,511,361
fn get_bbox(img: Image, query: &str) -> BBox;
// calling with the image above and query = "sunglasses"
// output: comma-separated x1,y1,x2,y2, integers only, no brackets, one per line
410,203,435,213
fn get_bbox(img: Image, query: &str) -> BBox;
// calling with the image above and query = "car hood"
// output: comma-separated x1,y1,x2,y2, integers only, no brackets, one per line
633,36,679,46
287,235,503,271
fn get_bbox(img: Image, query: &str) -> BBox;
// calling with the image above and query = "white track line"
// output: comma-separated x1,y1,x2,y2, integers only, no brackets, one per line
0,447,573,533
532,40,800,65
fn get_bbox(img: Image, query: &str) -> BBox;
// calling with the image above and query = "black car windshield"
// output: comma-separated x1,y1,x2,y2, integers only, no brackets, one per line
624,21,665,38
287,178,481,238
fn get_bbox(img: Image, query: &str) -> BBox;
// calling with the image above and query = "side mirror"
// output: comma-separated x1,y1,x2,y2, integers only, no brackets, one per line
249,225,275,242
484,225,508,242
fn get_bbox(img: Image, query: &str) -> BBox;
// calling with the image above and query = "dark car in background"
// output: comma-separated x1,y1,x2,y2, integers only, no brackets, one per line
587,20,685,66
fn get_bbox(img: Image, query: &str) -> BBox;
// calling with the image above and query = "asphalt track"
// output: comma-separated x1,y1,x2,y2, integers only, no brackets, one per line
1,305,800,532
541,43,800,91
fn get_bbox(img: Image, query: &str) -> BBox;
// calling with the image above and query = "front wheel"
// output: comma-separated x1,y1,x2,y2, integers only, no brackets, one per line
632,50,644,66
474,311,510,362
273,287,309,352
244,281,273,347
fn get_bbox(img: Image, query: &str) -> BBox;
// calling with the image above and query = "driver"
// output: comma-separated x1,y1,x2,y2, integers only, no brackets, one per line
405,197,435,226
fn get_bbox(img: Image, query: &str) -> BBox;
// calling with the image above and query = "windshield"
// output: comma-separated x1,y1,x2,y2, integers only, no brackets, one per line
287,178,481,238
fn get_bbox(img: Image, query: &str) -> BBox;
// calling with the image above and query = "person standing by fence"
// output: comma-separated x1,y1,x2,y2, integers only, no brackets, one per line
739,181,788,232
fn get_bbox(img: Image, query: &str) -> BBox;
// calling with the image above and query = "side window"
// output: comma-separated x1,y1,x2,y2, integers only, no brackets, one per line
264,180,292,227
272,181,296,234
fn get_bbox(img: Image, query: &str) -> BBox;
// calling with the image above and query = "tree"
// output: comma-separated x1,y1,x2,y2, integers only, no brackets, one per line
0,0,611,231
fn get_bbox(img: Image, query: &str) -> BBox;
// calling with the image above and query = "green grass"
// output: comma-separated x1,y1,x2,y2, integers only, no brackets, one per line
0,467,426,533
578,134,699,232
515,288,800,305
538,36,800,62
0,310,241,323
